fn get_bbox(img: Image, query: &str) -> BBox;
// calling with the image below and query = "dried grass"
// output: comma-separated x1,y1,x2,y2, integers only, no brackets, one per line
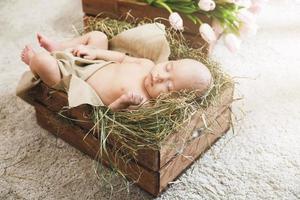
71,15,233,197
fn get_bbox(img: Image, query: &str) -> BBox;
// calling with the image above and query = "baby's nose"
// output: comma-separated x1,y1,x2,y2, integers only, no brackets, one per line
153,73,167,83
153,75,163,83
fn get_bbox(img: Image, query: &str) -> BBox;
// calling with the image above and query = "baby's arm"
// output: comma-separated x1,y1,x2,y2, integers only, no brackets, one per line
108,92,145,111
94,49,153,64
71,45,150,64
94,49,127,63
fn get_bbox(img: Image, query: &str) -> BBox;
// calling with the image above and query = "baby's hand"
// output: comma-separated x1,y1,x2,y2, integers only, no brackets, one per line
71,45,97,60
121,91,144,106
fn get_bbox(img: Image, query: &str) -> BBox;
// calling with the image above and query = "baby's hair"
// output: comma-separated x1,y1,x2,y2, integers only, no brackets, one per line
182,58,213,97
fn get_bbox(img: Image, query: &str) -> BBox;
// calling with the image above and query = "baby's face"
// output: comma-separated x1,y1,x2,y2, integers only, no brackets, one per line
144,59,212,98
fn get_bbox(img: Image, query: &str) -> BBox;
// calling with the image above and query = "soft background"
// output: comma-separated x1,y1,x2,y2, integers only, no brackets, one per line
0,0,299,199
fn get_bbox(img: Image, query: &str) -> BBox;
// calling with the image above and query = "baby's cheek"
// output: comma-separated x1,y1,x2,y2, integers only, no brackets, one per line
158,85,169,95
151,86,161,97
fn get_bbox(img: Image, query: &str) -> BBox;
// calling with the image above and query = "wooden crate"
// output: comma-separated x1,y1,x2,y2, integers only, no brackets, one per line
27,82,234,196
81,0,211,52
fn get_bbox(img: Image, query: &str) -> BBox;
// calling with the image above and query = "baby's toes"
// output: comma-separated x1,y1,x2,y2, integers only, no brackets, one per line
21,51,25,58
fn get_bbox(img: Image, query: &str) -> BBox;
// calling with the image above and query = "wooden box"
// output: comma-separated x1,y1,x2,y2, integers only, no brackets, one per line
27,82,234,197
81,0,211,53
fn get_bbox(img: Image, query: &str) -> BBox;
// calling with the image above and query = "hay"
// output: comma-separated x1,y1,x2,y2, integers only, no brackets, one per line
83,15,232,152
71,15,233,196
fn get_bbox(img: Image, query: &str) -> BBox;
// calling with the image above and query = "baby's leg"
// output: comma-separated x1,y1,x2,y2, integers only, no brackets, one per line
37,31,108,52
21,45,61,87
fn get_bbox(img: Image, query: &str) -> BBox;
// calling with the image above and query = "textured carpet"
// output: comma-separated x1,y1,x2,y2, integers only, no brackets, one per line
0,0,299,199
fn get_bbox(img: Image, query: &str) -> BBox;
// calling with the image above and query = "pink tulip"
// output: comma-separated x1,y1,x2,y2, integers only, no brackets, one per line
239,22,258,37
219,0,235,3
249,0,268,14
169,12,184,31
237,9,255,25
199,23,217,44
224,33,241,53
212,19,224,36
252,0,268,4
235,0,252,8
198,0,216,11
249,2,263,14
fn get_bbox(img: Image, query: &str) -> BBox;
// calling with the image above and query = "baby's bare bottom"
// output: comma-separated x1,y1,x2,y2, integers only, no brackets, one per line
29,52,61,87
29,31,109,86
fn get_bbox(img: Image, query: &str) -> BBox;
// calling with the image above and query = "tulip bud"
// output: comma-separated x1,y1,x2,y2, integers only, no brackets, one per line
212,19,224,36
237,9,255,25
199,23,217,44
235,0,252,8
218,0,235,3
239,22,258,37
249,2,263,14
224,33,241,53
198,0,216,11
249,0,268,14
252,0,269,4
169,12,184,31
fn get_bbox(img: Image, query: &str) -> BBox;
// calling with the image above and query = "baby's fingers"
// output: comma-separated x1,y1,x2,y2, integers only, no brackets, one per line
83,55,95,60
71,48,80,56
71,45,86,57
131,93,144,105
76,50,84,57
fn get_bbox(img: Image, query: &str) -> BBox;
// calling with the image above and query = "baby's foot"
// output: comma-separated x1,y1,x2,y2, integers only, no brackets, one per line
37,33,60,52
21,45,35,65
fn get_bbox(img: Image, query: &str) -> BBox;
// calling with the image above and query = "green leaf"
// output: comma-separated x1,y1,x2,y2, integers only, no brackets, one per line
153,1,173,13
186,14,197,24
144,0,156,5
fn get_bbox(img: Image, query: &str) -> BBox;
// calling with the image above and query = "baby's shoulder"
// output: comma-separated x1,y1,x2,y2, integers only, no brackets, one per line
139,58,155,68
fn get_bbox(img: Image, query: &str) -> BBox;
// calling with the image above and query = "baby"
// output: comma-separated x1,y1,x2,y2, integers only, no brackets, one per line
21,31,212,111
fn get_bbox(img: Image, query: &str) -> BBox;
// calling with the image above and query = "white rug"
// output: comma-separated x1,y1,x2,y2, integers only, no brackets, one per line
0,0,299,199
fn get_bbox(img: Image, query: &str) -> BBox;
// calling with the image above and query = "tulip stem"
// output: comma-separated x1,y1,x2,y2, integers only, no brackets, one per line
195,17,203,25
155,1,173,14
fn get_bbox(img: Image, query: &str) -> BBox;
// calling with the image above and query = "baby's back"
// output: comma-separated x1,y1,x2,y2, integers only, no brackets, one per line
86,61,153,106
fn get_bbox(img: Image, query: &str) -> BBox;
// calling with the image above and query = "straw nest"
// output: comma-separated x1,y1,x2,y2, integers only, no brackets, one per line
80,15,233,161
81,15,233,159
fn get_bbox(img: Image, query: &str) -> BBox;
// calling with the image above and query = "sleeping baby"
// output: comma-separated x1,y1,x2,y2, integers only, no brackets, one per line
20,29,212,111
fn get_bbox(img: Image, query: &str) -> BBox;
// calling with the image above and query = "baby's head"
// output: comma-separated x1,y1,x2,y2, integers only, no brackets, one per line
144,58,212,98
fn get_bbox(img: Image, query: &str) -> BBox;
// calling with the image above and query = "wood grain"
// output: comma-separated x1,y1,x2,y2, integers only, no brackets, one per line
34,102,160,196
159,85,234,168
29,82,233,171
81,0,210,51
159,109,231,193
34,102,231,196
82,0,118,17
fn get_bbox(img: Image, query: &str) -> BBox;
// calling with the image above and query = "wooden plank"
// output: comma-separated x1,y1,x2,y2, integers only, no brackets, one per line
82,0,210,35
28,82,233,171
34,101,231,196
34,103,160,196
81,0,210,51
159,84,234,168
29,83,160,171
34,101,231,197
82,0,118,17
117,0,210,35
159,108,231,193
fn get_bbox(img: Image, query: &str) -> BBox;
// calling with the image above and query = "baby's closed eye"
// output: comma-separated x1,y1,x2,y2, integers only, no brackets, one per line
166,61,173,72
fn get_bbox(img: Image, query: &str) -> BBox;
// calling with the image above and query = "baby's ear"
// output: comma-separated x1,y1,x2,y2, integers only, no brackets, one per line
197,77,214,98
